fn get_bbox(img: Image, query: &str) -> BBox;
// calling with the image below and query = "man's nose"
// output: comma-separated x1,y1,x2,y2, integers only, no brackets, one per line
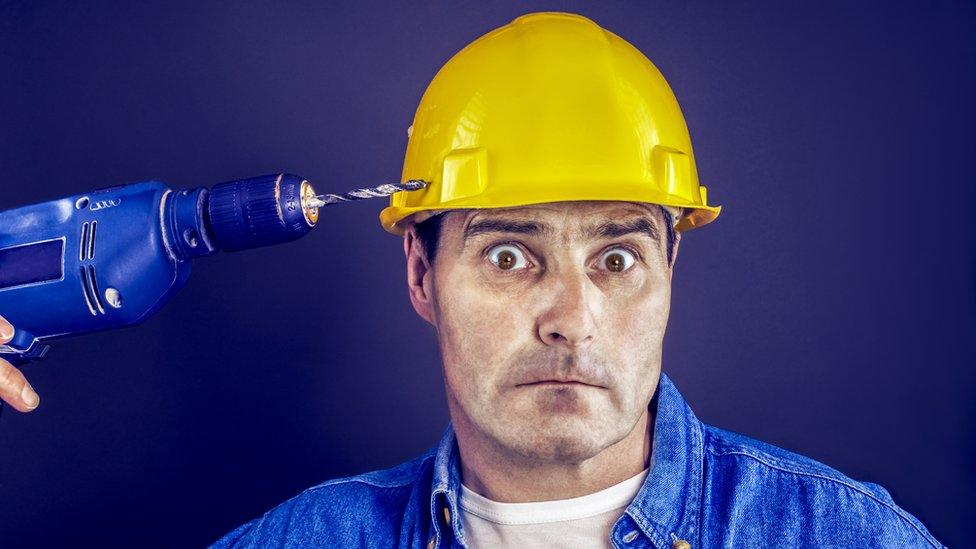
536,269,599,350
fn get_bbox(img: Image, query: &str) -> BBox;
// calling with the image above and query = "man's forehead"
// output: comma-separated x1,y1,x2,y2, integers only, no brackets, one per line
442,201,673,249
458,201,667,232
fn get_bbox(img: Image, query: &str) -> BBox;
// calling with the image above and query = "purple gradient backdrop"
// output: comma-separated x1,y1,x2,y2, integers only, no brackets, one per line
1,1,973,546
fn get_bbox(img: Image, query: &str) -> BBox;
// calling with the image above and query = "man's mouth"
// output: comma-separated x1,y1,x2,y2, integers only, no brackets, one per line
517,380,603,388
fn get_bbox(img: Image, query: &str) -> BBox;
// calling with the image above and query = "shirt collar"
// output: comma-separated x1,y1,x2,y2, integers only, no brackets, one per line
429,422,465,546
429,372,704,548
624,372,705,547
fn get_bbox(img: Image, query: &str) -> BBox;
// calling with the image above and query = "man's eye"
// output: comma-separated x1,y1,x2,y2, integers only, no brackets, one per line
487,244,529,271
597,247,637,273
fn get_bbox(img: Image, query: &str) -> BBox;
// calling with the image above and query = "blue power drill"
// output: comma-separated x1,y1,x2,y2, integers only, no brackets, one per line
0,173,426,370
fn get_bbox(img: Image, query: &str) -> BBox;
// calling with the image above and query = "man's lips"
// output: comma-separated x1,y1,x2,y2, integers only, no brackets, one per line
517,379,604,388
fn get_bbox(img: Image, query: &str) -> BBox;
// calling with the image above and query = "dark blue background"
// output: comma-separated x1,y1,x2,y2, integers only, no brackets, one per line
1,1,973,546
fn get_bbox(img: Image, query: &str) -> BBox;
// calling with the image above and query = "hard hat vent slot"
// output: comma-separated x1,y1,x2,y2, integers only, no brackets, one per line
652,146,695,203
440,147,488,203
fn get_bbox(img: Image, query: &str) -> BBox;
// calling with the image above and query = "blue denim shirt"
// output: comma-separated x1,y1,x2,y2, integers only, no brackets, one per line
212,373,943,548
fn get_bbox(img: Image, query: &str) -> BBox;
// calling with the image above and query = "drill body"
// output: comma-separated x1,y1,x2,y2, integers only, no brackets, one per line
0,173,318,365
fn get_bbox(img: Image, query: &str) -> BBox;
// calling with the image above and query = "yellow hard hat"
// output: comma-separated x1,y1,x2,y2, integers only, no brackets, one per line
380,11,721,235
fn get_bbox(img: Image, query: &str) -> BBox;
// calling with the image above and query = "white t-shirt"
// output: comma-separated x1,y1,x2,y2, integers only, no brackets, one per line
458,468,649,548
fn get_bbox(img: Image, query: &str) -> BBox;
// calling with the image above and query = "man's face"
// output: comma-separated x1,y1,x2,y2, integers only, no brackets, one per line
405,201,678,464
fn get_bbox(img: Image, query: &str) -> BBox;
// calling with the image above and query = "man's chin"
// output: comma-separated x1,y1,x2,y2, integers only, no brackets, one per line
508,431,608,464
486,414,612,462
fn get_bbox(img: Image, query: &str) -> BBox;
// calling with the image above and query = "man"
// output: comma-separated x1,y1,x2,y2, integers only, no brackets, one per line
0,12,943,548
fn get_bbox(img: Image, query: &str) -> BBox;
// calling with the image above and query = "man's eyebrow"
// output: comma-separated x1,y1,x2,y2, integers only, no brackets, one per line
462,218,554,242
589,217,661,242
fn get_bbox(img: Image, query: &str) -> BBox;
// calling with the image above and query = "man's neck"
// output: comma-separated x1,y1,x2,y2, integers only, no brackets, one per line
454,406,655,503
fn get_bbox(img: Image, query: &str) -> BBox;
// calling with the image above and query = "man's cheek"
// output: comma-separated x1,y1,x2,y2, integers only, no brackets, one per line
605,302,654,339
454,291,523,340
444,316,501,377
621,290,670,334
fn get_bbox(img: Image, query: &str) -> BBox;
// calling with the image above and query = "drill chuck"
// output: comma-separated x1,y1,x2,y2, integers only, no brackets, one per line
207,174,319,253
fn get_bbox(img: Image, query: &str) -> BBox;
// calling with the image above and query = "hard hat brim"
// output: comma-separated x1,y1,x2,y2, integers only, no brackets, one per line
380,189,721,236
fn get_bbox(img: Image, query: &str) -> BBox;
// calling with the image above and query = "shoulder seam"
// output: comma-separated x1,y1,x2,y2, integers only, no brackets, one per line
708,447,939,548
305,451,437,492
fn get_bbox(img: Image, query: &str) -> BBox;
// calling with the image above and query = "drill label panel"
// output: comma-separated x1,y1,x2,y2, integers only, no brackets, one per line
0,238,65,291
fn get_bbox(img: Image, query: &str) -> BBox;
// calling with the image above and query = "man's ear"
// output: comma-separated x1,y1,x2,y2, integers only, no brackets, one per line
403,224,436,326
668,230,681,283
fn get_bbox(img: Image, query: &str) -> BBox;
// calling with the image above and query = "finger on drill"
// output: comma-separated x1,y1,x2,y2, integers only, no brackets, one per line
0,358,39,412
0,315,13,344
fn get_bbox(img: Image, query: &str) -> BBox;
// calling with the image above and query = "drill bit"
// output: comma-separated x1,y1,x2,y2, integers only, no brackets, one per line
306,179,428,209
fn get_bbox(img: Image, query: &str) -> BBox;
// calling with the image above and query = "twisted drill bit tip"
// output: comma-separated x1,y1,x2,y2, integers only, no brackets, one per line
306,179,428,209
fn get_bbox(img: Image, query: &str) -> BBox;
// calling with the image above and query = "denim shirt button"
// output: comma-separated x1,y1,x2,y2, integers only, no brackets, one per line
671,540,691,549
443,506,451,524
427,535,437,549
622,530,639,542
